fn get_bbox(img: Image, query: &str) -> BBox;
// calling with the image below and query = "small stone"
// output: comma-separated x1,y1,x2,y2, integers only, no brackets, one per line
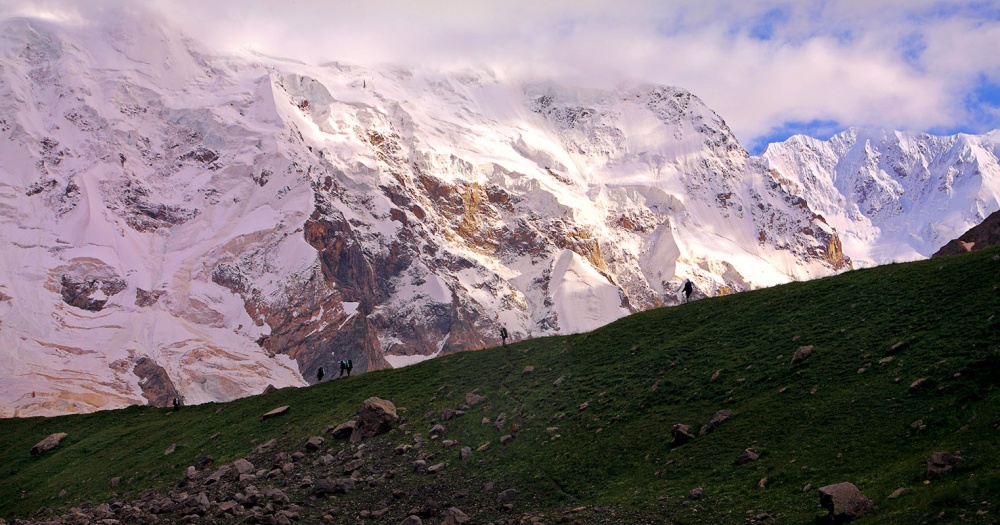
927,452,960,479
109,476,121,487
164,444,177,455
429,424,446,439
260,405,290,422
888,487,909,499
523,365,534,375
459,447,472,460
254,438,278,454
304,436,325,452
710,370,721,381
427,462,447,473
398,516,423,525
476,443,490,452
31,432,68,455
909,378,927,390
819,482,874,522
233,458,255,475
689,487,703,500
735,448,760,465
553,376,565,386
671,424,695,446
497,489,518,503
465,392,486,406
578,401,590,411
792,345,813,364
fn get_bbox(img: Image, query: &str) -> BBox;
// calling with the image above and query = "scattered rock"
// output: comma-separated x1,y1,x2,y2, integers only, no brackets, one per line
312,477,355,497
351,397,399,442
164,444,177,456
888,487,909,499
459,447,472,460
735,448,761,465
886,341,908,355
689,487,703,500
429,424,446,439
500,434,513,444
261,384,277,395
441,408,459,421
204,466,231,485
343,458,364,473
304,436,325,452
926,452,960,479
497,489,518,503
109,476,121,487
398,516,423,525
441,507,469,525
818,482,874,523
427,462,447,473
671,424,695,446
909,378,927,390
757,477,768,490
699,409,734,436
31,432,68,455
254,438,278,454
578,401,590,411
649,379,660,392
710,370,721,381
233,458,255,475
792,345,814,364
522,365,535,375
553,376,565,386
329,420,357,439
260,405,290,422
465,392,486,406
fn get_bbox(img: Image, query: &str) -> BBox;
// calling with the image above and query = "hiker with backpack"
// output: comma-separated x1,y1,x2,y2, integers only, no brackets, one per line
316,366,325,382
683,280,694,303
500,326,509,347
339,359,353,378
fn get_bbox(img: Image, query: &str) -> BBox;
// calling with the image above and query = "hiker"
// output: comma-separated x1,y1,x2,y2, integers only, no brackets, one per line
339,359,353,378
316,366,325,382
172,397,180,411
500,326,509,347
683,280,694,303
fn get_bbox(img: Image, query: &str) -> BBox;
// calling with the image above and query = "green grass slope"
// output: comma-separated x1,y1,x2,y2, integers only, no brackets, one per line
1,247,998,524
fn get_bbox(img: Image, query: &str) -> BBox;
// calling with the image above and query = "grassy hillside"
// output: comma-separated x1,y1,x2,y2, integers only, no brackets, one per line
1,247,998,524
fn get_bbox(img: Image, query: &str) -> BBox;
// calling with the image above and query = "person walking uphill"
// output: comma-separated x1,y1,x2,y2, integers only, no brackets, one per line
339,359,353,378
500,326,509,347
316,366,325,382
683,280,694,303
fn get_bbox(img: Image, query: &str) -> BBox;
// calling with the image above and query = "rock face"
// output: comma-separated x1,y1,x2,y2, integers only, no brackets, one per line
132,357,180,408
818,482,875,523
932,209,1000,257
30,432,67,455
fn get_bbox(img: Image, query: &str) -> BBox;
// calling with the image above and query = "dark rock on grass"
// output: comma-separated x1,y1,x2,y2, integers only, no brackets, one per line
442,506,469,524
699,409,734,436
312,477,356,497
350,397,399,442
399,516,423,525
497,488,518,503
262,384,277,395
735,448,761,465
926,452,961,479
254,438,278,454
792,345,814,364
260,405,289,422
459,446,472,460
329,420,357,439
671,424,695,446
304,436,325,452
689,487,703,500
465,392,486,406
31,432,68,455
233,458,255,475
818,482,875,523
429,424,446,439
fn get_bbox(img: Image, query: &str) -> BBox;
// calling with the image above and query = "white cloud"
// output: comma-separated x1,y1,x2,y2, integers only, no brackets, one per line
2,0,999,146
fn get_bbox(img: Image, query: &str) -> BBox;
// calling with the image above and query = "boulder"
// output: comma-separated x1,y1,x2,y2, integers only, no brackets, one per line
442,507,469,525
254,438,278,454
818,482,875,523
497,489,518,503
926,452,960,479
689,487,703,500
260,405,289,422
399,516,423,525
233,458,255,475
31,433,68,455
262,384,277,395
441,408,458,421
792,345,814,364
304,436,325,452
429,424,446,439
459,447,472,460
329,420,357,439
351,397,399,441
699,409,734,436
465,392,486,406
343,458,364,473
671,424,695,446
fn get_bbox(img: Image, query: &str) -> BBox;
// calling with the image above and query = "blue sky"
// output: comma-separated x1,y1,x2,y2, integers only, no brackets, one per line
5,0,999,153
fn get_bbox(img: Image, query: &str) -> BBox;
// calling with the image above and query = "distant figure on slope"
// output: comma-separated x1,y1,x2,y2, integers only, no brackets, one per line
339,359,353,378
683,280,694,303
316,366,325,382
172,397,181,411
500,326,509,347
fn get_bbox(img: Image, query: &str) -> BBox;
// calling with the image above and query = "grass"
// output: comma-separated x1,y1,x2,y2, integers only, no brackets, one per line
1,246,998,523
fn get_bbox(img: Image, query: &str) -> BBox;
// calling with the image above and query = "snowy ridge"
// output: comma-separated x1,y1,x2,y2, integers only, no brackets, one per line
761,129,1000,265
0,12,991,417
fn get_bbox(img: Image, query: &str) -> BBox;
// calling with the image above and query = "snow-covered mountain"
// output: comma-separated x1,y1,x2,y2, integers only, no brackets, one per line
0,12,994,417
761,129,1000,265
